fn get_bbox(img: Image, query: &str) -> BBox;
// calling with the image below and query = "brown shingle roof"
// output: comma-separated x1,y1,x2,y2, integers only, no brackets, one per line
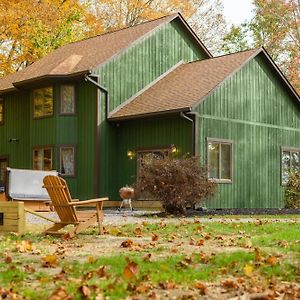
110,49,259,120
0,14,178,93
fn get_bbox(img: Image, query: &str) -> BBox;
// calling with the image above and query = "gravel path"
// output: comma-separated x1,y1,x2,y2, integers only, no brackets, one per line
26,209,300,227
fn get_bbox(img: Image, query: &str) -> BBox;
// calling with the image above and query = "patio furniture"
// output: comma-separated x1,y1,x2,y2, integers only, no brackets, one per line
43,175,108,237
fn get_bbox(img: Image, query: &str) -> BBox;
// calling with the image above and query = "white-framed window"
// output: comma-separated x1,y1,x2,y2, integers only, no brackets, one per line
60,146,75,176
281,147,300,184
207,138,233,183
33,147,53,170
33,87,53,118
60,85,75,115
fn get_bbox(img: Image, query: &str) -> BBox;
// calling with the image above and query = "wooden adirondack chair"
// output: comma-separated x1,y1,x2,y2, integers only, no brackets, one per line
43,175,108,238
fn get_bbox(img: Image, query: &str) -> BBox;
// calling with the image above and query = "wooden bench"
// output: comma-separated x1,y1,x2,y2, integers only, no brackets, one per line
5,168,58,211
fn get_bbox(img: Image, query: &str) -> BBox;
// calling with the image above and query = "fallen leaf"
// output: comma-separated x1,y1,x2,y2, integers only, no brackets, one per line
143,253,152,262
41,254,59,268
124,259,138,279
158,280,176,290
48,287,73,300
134,227,142,237
96,266,107,278
254,248,263,262
16,240,36,253
88,256,95,263
243,264,254,277
151,233,159,241
4,253,12,263
78,285,91,299
266,256,277,266
24,264,36,274
194,281,207,295
196,239,205,246
121,239,134,248
222,279,238,289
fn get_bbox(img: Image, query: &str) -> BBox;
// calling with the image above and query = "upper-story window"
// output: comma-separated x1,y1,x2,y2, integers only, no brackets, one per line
33,87,53,118
0,99,3,125
281,147,300,184
60,85,75,115
207,138,233,183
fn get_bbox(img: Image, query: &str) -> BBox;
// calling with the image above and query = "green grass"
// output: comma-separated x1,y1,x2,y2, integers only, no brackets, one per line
0,217,299,299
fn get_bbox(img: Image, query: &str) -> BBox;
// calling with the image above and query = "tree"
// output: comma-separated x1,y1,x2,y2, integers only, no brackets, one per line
222,0,300,94
0,0,103,76
89,0,227,54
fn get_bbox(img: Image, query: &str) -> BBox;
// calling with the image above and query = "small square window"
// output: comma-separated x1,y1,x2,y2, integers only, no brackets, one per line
33,147,53,170
60,147,75,176
33,87,53,118
0,100,4,125
207,139,233,182
60,85,75,114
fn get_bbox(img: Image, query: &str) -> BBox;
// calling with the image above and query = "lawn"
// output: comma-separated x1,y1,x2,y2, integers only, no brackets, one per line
0,216,300,299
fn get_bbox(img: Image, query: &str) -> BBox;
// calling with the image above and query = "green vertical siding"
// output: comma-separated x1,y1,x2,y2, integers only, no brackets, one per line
76,82,97,199
113,116,192,199
195,54,300,208
96,19,206,198
0,93,30,168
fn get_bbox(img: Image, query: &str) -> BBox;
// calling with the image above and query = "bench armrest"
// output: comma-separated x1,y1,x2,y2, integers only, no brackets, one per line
70,198,108,206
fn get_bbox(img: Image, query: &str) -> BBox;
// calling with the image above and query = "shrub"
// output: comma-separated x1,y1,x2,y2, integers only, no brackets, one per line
134,156,216,214
284,172,300,208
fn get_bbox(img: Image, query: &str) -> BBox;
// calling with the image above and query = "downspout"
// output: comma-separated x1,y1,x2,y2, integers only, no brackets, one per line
84,73,109,197
85,74,109,118
180,111,199,156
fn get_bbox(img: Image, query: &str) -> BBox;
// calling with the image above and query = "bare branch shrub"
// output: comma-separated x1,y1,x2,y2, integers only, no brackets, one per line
135,156,216,214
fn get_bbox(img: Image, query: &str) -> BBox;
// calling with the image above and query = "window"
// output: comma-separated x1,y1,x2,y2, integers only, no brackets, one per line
281,147,300,184
0,157,8,190
207,139,232,182
33,148,52,170
0,99,3,125
33,87,53,118
137,148,170,179
60,146,75,176
60,85,75,114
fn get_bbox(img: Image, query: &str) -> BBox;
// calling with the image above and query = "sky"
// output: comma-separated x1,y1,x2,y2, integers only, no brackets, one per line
222,0,255,26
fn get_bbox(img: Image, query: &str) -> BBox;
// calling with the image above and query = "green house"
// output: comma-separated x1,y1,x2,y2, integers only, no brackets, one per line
0,13,299,208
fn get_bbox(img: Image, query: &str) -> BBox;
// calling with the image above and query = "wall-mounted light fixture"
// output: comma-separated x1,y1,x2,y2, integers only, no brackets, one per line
127,150,135,160
170,144,178,154
8,138,19,143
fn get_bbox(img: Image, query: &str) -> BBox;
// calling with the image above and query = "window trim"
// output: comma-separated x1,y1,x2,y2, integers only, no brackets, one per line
207,138,233,184
0,99,4,125
32,86,54,119
280,146,300,186
32,146,53,171
59,145,76,177
59,84,76,116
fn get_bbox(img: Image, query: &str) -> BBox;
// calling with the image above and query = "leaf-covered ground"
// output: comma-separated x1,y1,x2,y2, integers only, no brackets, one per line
0,216,300,299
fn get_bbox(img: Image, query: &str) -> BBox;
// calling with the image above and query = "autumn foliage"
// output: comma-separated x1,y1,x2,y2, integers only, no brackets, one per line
284,172,300,208
135,156,216,213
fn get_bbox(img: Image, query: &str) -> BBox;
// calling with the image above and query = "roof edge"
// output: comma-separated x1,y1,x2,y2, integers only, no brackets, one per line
109,107,191,121
92,12,212,72
176,12,212,58
108,60,185,118
12,70,89,88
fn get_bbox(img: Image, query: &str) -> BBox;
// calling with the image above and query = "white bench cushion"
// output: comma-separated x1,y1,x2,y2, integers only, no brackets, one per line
7,168,58,201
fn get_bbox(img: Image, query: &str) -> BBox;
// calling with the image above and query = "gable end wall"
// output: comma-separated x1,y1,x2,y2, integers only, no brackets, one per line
194,54,300,208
